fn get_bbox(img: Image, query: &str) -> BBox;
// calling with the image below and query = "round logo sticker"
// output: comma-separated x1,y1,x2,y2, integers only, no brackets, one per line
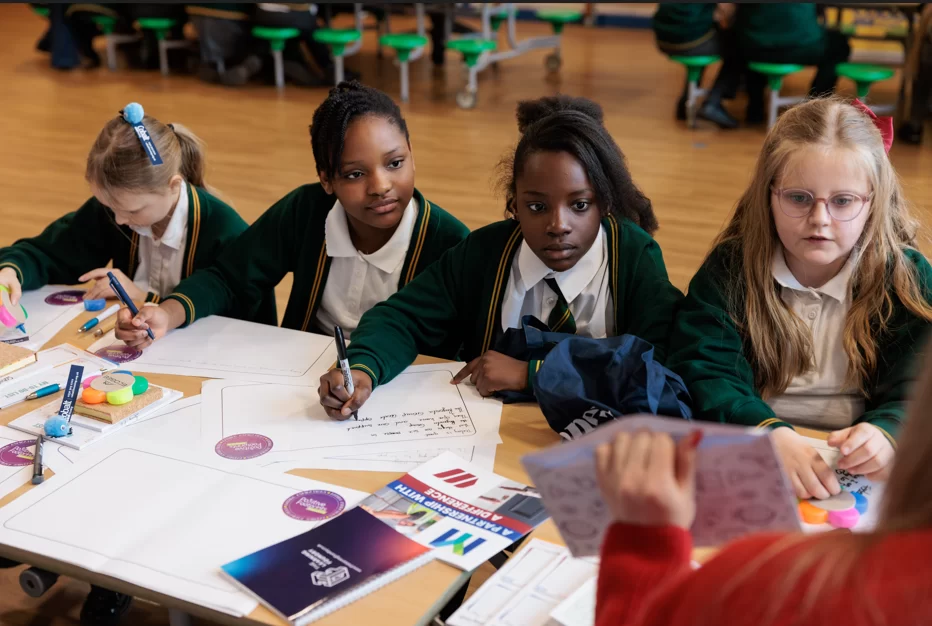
44,290,85,306
0,440,35,467
215,434,273,460
95,346,142,363
283,490,346,522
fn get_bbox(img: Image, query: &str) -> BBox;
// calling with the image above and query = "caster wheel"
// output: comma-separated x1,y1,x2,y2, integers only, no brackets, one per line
20,567,59,598
456,89,477,109
545,52,561,72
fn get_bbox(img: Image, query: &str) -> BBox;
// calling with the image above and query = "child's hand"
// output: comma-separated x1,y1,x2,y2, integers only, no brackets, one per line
318,370,372,420
115,306,167,349
0,267,22,306
827,423,894,481
79,268,145,302
771,427,841,500
451,351,528,396
595,430,701,530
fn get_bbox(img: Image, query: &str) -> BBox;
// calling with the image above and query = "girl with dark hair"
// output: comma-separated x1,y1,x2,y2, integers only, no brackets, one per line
317,95,683,419
116,81,467,347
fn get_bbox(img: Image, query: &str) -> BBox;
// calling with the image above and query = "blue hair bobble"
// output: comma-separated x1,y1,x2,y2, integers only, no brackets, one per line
122,102,145,125
120,102,163,166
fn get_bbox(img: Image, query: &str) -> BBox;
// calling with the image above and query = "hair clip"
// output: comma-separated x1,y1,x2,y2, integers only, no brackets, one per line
852,98,893,154
119,102,163,166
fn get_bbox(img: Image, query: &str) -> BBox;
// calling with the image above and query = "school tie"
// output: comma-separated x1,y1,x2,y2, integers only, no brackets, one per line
544,278,577,334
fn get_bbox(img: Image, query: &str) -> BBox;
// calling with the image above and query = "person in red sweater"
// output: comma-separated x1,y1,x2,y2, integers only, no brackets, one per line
594,348,932,626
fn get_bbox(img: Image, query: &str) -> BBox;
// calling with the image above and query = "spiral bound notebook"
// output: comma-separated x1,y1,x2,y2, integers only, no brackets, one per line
221,507,435,625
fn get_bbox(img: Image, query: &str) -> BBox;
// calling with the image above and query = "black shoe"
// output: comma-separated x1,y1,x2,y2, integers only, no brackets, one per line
220,54,262,86
698,101,739,129
897,121,923,145
283,60,326,87
80,587,133,626
675,96,687,121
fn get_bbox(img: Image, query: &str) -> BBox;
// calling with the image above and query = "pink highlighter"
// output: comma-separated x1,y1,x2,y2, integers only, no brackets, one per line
0,285,27,334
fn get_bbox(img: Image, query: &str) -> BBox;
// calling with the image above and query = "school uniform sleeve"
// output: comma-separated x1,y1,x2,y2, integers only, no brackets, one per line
0,198,114,289
347,237,471,387
856,249,932,444
615,222,684,363
666,244,788,429
166,189,305,326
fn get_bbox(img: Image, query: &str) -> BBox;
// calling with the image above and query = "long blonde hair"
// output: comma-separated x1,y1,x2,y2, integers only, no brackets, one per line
696,344,932,626
85,114,208,198
713,96,932,398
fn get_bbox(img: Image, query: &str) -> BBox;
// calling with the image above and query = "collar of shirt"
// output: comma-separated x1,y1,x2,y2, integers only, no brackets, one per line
130,180,189,250
325,197,418,274
517,226,605,303
771,247,855,303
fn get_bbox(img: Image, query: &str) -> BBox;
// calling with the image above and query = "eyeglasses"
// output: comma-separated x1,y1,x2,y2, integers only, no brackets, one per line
771,187,871,222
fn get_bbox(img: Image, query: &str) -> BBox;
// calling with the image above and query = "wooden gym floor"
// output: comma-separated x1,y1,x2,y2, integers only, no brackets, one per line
0,4,930,624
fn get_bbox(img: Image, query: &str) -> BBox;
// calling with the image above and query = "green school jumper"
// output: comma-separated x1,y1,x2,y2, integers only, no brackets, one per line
346,215,684,389
666,242,932,444
165,183,469,333
653,4,717,51
0,185,274,319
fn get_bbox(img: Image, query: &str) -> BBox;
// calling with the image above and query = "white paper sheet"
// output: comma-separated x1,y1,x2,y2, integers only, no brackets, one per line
549,577,596,626
0,425,40,500
522,416,802,555
800,435,885,532
87,316,337,386
448,539,597,626
200,363,503,465
0,438,369,616
260,445,499,474
8,386,184,450
0,287,87,351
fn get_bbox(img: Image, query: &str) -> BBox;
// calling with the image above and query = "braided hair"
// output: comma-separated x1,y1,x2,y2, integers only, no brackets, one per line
497,95,659,234
310,81,410,181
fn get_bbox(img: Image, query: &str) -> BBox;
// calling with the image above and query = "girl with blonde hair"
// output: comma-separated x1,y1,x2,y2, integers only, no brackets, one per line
666,96,932,500
593,341,932,625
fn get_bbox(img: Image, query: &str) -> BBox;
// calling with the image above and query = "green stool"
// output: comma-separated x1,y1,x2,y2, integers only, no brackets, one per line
446,38,497,109
135,17,187,76
379,33,428,103
313,28,362,85
669,55,721,128
90,14,138,71
535,9,582,71
836,62,896,113
252,26,301,89
748,62,806,128
32,6,49,18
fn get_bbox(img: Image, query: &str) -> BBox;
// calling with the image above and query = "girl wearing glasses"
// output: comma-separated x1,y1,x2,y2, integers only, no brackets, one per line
666,97,932,500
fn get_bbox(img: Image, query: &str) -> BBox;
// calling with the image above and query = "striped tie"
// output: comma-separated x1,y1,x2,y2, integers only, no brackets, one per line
544,278,576,334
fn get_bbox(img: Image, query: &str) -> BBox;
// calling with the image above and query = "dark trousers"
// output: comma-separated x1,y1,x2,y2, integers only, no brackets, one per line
254,7,333,76
658,27,743,104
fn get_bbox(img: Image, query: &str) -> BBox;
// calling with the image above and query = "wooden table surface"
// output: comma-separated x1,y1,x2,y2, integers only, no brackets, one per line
0,303,564,626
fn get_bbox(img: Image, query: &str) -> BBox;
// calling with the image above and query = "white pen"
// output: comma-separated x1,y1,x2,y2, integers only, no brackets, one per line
77,304,120,333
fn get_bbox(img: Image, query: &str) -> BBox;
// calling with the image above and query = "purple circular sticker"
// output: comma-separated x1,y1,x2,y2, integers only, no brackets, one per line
0,440,35,467
215,434,273,460
95,345,141,363
44,290,86,306
283,490,346,522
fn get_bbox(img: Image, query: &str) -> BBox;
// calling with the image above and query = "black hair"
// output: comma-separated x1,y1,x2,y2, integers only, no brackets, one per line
497,95,659,234
309,80,410,181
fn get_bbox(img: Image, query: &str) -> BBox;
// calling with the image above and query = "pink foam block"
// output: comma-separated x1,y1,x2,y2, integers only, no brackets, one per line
828,507,860,529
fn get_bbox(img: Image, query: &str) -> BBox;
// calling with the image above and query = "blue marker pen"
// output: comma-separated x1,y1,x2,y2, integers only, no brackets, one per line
107,271,155,340
78,303,120,334
26,384,61,401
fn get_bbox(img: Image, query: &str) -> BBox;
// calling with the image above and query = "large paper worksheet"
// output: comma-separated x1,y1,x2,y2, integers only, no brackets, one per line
448,539,597,626
0,439,368,616
200,363,503,465
87,315,337,386
0,287,87,351
261,445,499,474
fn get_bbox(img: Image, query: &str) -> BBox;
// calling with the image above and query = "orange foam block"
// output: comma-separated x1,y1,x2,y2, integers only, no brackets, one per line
799,500,829,524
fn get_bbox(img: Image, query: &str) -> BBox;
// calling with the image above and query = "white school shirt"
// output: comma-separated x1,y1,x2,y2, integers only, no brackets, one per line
315,197,418,337
500,226,614,337
766,248,864,430
130,180,189,300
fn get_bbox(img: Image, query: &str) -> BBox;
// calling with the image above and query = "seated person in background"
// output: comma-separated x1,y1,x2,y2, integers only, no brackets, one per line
253,3,343,86
186,3,259,85
736,3,850,123
653,3,743,129
898,5,932,145
593,343,932,625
